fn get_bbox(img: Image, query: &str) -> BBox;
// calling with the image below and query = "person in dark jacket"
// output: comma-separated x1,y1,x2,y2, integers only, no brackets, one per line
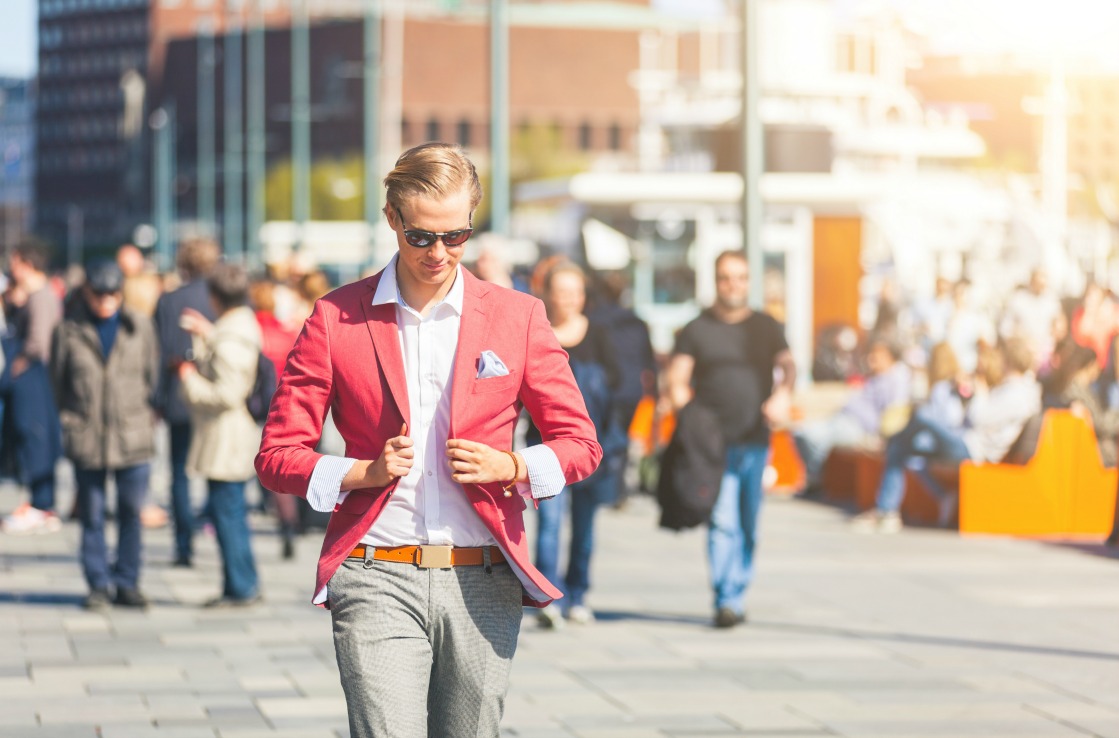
152,238,220,567
532,260,620,629
1,237,63,534
52,261,159,610
588,271,656,510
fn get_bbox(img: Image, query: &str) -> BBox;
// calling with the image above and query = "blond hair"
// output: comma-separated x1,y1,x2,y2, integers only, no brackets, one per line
927,342,960,386
383,142,483,211
176,237,221,280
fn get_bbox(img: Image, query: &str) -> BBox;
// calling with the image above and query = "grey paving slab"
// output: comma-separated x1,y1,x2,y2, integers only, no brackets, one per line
3,479,1119,736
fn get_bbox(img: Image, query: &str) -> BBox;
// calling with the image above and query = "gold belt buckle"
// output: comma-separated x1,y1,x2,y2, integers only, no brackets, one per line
417,545,454,569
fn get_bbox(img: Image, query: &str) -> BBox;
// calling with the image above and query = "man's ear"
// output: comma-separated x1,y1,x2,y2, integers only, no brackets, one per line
383,205,397,229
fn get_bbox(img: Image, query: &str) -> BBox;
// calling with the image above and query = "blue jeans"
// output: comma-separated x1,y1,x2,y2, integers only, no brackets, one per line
708,443,768,614
534,472,611,608
30,473,56,512
876,410,970,513
75,464,150,593
168,422,194,561
208,479,259,600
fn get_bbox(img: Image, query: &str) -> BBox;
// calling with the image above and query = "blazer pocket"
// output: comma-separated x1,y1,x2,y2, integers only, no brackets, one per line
471,371,519,395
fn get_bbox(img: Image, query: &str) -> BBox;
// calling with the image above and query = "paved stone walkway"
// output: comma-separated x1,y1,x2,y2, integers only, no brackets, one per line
2,480,1118,737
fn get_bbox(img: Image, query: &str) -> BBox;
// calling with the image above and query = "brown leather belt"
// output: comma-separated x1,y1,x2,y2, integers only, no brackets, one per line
347,545,505,569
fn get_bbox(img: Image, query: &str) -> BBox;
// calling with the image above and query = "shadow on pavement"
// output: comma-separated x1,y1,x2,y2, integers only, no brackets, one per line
0,591,85,607
753,620,1119,662
586,610,713,627
1047,541,1119,561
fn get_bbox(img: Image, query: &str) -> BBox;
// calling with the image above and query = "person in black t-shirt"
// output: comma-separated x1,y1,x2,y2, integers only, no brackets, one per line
665,250,795,629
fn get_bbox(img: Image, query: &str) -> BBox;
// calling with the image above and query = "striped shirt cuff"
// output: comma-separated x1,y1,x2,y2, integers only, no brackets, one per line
518,445,566,500
307,455,358,512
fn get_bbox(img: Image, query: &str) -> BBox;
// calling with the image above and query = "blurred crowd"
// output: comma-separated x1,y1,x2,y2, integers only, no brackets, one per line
0,236,346,609
797,267,1119,543
0,232,1115,618
0,236,659,619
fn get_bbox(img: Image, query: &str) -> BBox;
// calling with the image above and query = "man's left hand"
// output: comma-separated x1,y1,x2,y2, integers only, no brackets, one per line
762,387,793,427
446,439,519,485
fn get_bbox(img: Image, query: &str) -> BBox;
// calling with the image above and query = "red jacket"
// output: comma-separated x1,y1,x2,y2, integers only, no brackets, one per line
255,267,601,607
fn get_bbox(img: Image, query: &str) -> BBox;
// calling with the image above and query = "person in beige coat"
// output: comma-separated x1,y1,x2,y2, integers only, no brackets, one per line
178,263,262,606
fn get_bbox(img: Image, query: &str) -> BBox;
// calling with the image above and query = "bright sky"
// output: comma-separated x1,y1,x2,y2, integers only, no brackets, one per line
0,0,36,78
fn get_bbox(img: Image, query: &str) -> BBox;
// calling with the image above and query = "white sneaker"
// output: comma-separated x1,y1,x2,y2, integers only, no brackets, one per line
877,511,903,534
850,509,880,533
536,604,565,630
2,504,62,535
565,605,595,625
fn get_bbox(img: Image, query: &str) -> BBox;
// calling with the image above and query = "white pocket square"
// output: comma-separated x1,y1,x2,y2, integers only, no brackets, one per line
477,350,510,379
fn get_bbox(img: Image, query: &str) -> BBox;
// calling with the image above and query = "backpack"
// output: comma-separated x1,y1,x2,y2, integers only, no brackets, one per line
246,351,278,423
656,401,726,531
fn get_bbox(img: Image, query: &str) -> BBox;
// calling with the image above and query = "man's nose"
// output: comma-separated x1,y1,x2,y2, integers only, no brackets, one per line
428,239,448,258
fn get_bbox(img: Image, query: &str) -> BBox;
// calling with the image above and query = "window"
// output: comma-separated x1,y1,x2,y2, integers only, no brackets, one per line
608,122,621,151
425,116,440,142
456,118,471,147
578,121,592,151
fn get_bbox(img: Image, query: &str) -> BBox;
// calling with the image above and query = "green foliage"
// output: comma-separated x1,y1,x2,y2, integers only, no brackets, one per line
264,155,367,222
510,122,592,184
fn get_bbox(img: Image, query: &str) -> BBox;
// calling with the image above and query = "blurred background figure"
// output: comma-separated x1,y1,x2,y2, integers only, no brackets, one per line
51,261,158,610
248,277,300,559
177,263,262,607
912,277,955,357
586,270,655,510
1000,268,1064,370
117,243,163,320
944,279,995,376
853,340,1040,534
1068,282,1118,371
152,237,220,567
531,260,619,629
473,236,529,293
793,337,912,495
921,342,970,432
1,237,63,534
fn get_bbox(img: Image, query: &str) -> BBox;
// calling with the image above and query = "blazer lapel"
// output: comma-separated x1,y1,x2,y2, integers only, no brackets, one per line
361,295,410,429
450,274,489,437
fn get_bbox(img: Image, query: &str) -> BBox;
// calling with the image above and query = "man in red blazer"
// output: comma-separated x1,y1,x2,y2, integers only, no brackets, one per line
256,142,601,737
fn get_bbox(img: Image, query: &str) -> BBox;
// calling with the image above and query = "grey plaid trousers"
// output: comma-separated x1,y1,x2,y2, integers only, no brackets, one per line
328,549,524,738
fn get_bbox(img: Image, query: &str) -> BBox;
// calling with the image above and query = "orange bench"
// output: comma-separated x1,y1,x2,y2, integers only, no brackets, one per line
818,446,954,526
959,410,1118,538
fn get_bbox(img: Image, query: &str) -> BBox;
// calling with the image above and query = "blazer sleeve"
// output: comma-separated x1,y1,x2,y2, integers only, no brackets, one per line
518,299,603,485
255,299,335,498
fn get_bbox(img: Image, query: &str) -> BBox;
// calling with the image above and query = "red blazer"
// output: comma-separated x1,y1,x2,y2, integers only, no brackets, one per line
255,267,602,607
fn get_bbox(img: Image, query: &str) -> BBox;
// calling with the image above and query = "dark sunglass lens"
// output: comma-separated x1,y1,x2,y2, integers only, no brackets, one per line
405,231,434,247
443,229,472,246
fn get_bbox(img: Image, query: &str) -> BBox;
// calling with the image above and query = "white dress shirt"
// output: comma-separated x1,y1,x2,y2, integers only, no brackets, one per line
304,255,566,548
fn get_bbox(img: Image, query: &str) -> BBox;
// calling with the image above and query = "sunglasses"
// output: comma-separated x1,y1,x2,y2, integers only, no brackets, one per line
394,206,473,248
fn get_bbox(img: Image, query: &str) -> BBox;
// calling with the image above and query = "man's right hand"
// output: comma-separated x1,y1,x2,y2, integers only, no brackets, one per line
344,424,414,490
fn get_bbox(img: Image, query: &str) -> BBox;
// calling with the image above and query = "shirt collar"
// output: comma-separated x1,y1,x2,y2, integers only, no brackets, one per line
372,253,464,316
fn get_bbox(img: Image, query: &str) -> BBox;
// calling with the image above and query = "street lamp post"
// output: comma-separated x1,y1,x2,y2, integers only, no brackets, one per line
292,0,311,245
198,19,217,232
224,6,245,260
741,0,764,308
246,0,266,268
489,0,510,236
364,0,382,242
152,103,177,271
